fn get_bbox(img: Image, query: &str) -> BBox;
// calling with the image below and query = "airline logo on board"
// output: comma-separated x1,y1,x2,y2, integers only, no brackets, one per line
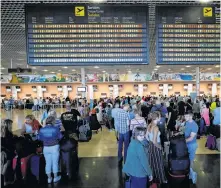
75,6,85,16
203,7,213,17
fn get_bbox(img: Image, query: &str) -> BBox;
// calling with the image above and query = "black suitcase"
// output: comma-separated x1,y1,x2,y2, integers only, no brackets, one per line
28,154,47,184
168,155,190,175
168,173,190,188
170,134,188,158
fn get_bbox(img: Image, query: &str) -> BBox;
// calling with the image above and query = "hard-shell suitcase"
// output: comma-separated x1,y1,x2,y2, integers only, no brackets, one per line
170,134,188,158
12,154,33,180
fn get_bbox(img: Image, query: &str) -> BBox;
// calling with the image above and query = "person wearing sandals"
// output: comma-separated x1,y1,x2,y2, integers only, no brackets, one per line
123,127,153,188
146,111,167,185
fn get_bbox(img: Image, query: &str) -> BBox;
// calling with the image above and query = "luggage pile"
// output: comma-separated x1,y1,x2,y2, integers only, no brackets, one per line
10,133,79,185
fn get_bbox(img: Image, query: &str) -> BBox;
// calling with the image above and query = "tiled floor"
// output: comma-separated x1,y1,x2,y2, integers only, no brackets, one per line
1,108,220,188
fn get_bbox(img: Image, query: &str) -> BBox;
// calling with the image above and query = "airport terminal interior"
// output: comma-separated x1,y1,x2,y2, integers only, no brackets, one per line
0,0,221,188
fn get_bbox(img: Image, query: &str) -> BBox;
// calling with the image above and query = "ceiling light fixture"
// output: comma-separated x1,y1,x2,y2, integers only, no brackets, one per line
58,70,61,72
63,66,68,69
50,72,55,73
154,69,158,71
181,68,185,70
32,67,36,69
215,65,220,68
186,65,191,68
156,66,161,68
128,71,132,73
72,69,76,71
1,67,6,70
43,70,48,72
198,0,212,3
94,66,99,68
207,68,212,70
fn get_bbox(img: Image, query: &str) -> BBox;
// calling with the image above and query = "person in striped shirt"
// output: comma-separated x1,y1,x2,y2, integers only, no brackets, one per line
130,109,147,134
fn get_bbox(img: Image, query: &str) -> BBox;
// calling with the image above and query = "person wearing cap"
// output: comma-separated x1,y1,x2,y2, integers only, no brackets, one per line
184,112,199,184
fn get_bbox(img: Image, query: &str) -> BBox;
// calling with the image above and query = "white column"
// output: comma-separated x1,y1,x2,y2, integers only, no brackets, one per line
113,85,119,98
37,86,43,98
81,68,86,98
196,67,200,96
212,83,217,97
88,85,94,100
163,84,168,96
187,83,193,95
103,74,105,82
11,86,17,100
63,85,68,98
138,84,143,97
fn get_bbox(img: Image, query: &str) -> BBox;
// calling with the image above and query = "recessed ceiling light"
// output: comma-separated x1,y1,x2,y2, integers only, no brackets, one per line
58,70,61,72
207,68,212,70
154,69,158,71
156,66,161,68
32,67,36,69
198,0,212,3
128,71,132,73
72,69,76,71
181,68,185,70
50,72,55,73
215,65,220,68
17,59,25,61
43,70,48,72
63,66,68,69
102,70,106,73
168,69,171,70
1,67,6,70
186,66,191,67
94,66,99,68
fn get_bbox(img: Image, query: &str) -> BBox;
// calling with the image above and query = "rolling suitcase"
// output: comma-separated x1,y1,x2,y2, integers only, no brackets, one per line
168,154,190,188
29,154,47,184
12,154,34,181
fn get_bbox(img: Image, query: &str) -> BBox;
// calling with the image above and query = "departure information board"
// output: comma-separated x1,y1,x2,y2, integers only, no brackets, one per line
26,5,149,66
156,5,220,65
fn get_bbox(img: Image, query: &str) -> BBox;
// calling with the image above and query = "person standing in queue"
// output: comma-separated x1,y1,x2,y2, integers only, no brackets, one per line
123,127,153,188
184,112,198,184
61,104,81,140
115,104,130,166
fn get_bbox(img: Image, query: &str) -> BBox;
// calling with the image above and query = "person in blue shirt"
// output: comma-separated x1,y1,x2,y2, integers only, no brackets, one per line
213,102,220,126
38,115,63,184
184,112,199,184
123,127,153,188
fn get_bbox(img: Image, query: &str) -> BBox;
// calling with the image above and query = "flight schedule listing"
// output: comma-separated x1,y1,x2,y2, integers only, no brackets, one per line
26,5,149,66
156,5,220,65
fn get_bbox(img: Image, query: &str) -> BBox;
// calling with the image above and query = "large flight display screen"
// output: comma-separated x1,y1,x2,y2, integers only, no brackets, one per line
156,5,220,65
26,5,149,66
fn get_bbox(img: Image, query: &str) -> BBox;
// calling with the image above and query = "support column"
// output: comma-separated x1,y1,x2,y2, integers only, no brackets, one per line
196,67,200,96
37,86,43,98
138,84,143,97
88,85,94,100
81,68,86,98
113,85,119,98
187,83,193,96
11,86,17,100
163,84,168,97
212,83,217,97
63,85,68,98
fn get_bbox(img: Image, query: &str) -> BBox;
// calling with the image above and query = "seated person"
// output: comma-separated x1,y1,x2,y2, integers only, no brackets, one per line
21,115,41,139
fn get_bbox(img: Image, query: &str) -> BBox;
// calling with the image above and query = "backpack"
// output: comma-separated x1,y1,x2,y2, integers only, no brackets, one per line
205,135,216,150
78,120,92,142
169,134,188,158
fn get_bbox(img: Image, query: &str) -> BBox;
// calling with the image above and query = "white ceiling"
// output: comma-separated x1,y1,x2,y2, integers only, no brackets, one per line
1,0,220,75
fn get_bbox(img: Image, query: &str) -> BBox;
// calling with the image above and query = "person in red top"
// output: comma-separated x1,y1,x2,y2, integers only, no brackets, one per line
21,114,41,136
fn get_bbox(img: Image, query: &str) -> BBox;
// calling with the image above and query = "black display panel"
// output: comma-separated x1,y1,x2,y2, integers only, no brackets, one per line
26,5,149,66
156,5,220,65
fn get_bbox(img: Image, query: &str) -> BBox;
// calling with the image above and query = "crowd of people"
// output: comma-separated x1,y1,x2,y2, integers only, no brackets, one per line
1,94,220,187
